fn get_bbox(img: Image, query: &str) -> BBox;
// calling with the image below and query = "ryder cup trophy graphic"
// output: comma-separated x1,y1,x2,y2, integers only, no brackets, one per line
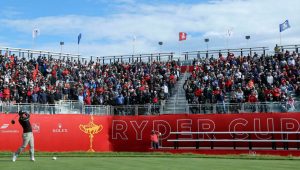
79,115,103,152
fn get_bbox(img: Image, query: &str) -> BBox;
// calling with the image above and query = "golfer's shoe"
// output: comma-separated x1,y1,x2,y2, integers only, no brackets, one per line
12,153,17,162
30,156,35,162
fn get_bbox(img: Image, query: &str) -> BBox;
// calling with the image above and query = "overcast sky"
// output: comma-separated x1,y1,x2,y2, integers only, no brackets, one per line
0,0,299,57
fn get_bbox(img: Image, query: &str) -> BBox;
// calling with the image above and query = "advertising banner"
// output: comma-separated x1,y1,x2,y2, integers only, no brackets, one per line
1,113,300,152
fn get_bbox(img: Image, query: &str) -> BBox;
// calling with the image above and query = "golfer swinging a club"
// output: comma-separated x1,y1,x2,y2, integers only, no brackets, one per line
12,111,35,162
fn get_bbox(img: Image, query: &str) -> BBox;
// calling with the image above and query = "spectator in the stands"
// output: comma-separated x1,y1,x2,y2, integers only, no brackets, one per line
38,89,47,113
48,90,56,114
286,95,295,112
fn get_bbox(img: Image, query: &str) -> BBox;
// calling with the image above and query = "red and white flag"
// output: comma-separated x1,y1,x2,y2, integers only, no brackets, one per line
179,32,187,41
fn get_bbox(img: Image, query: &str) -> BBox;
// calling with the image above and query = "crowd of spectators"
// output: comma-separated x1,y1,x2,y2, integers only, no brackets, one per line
184,50,300,113
1,46,299,114
0,53,180,114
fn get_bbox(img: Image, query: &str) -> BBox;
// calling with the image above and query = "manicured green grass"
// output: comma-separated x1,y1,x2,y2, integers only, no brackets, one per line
1,152,300,170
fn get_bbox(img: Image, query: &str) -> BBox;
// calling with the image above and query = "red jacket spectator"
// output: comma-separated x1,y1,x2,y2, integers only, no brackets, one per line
248,94,257,103
151,132,159,143
3,87,10,100
194,88,202,97
170,74,175,82
27,90,32,98
144,74,150,81
272,87,281,97
139,86,145,91
51,69,57,78
84,95,92,105
9,55,15,68
96,87,104,94
225,79,233,88
62,69,70,76
213,89,221,95
153,97,159,103
34,86,40,93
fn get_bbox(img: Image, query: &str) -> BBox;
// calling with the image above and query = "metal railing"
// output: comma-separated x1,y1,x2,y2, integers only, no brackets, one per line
90,52,175,64
0,46,174,64
0,102,109,115
0,46,81,61
182,47,269,60
0,101,299,115
278,44,300,53
185,102,300,114
1,44,299,65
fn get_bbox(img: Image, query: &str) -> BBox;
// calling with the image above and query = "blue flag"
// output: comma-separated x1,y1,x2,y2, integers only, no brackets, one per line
279,20,291,32
78,33,82,44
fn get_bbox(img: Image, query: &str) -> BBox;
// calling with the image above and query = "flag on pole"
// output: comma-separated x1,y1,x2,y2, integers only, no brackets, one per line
179,32,187,41
279,20,291,32
78,33,82,44
32,28,40,39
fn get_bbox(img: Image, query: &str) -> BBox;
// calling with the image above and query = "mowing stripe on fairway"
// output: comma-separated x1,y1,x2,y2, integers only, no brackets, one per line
1,157,300,170
0,152,300,160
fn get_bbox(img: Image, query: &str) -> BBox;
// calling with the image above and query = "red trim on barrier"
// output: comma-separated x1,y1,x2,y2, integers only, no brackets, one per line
1,113,300,155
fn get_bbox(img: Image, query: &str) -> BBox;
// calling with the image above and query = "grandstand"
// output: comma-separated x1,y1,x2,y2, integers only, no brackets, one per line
1,44,300,156
0,45,299,115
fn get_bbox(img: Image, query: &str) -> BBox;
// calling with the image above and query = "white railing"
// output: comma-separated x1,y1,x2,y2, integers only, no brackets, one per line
0,101,299,115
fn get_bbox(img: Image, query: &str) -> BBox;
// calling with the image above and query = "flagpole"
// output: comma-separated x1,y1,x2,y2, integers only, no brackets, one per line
77,33,82,62
32,28,36,50
133,43,135,55
32,34,36,50
178,32,186,60
226,29,228,49
179,41,181,61
33,38,35,50
77,44,79,56
132,35,136,56
226,28,233,49
226,38,228,49
133,40,135,56
280,32,282,46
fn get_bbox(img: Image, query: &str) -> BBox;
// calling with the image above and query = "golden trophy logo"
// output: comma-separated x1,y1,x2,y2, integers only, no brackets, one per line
79,115,103,152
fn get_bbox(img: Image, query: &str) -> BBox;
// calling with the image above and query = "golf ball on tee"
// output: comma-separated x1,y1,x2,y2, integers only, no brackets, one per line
52,156,57,160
